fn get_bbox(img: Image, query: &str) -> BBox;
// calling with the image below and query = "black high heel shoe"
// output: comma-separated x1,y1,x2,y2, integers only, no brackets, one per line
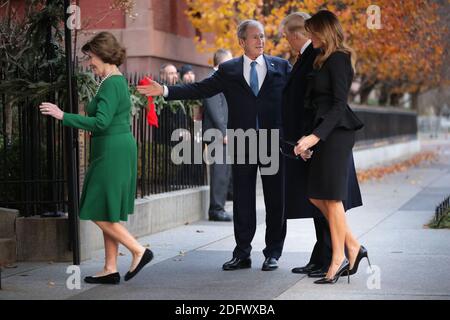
348,245,371,276
314,258,350,284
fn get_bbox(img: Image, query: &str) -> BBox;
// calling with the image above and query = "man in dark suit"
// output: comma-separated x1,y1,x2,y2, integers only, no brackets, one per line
280,12,362,279
203,49,234,222
138,20,291,271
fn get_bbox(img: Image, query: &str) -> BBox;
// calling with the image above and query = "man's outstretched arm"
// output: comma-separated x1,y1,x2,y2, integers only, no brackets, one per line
137,69,225,101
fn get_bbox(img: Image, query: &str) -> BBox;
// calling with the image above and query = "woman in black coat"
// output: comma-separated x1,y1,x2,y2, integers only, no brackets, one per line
294,10,370,284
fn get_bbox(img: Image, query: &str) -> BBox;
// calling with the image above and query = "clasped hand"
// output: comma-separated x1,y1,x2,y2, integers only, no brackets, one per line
294,134,320,161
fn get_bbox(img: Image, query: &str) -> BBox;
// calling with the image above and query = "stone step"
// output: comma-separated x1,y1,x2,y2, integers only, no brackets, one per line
16,216,72,262
0,238,17,265
0,207,19,238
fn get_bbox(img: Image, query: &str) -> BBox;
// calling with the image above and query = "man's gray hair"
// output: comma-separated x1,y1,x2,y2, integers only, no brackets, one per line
280,12,311,34
160,63,176,72
213,49,232,66
237,20,264,40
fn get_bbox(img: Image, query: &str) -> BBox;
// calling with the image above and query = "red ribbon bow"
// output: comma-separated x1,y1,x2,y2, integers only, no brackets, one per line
138,76,159,127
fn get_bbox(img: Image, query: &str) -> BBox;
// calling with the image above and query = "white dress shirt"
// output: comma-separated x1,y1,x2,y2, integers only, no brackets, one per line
300,39,312,55
243,54,267,91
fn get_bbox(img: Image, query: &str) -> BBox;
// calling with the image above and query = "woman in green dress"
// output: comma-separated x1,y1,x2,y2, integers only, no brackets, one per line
39,32,152,284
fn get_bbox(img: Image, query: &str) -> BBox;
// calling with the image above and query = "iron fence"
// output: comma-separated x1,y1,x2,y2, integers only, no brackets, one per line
0,69,207,217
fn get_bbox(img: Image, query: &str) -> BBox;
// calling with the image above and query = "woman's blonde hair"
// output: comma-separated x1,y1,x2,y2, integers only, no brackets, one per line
305,10,356,71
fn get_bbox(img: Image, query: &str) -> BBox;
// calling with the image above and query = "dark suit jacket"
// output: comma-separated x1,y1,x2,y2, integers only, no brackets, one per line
305,51,363,141
282,45,319,144
282,45,362,219
202,70,228,138
168,55,291,132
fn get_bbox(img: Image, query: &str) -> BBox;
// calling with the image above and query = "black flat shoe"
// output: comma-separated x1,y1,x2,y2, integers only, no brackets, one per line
124,249,154,281
84,272,120,284
314,259,350,284
222,257,251,270
348,245,371,275
292,263,321,274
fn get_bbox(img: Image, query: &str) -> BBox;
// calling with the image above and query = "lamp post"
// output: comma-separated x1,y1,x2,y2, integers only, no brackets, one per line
63,0,80,265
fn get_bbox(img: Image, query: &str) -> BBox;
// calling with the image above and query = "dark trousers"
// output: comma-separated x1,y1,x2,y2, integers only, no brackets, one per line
208,145,232,216
308,216,332,268
232,162,286,259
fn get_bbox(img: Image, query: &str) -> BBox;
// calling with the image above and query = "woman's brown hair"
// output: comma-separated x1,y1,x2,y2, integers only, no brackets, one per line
82,32,126,66
305,10,356,72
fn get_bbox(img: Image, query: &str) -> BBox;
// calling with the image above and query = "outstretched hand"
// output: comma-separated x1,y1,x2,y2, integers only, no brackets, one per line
136,79,164,97
39,102,64,120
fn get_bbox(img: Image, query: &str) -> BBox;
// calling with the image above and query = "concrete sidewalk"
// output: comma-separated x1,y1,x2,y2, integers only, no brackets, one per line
1,137,449,300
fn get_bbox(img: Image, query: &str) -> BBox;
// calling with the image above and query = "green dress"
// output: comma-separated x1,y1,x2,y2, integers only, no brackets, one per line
63,75,137,222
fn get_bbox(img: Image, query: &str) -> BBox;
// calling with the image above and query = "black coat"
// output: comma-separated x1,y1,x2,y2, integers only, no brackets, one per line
305,51,364,141
282,45,362,219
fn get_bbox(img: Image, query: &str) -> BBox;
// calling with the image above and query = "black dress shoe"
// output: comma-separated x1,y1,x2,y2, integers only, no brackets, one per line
308,268,328,278
84,272,120,284
262,257,278,271
222,257,251,270
291,262,321,274
314,259,350,284
209,211,232,222
124,249,154,281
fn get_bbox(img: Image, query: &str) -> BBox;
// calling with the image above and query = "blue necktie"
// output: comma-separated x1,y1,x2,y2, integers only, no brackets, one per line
250,61,259,129
250,61,259,96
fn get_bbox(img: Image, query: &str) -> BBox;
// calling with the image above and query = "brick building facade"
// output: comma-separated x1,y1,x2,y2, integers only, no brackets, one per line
77,0,212,79
1,0,214,79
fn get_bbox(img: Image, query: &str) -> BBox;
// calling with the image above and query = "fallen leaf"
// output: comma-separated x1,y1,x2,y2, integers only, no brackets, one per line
357,151,438,183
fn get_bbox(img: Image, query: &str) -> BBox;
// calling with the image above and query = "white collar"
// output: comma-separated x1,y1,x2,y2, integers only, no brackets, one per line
300,39,312,55
243,54,265,66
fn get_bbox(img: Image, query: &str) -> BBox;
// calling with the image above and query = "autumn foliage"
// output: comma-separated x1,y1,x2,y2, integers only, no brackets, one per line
185,0,447,102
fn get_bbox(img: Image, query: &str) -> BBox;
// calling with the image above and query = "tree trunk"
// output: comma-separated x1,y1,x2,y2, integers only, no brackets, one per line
379,85,389,106
4,100,13,146
390,93,403,107
359,84,375,105
410,91,419,111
